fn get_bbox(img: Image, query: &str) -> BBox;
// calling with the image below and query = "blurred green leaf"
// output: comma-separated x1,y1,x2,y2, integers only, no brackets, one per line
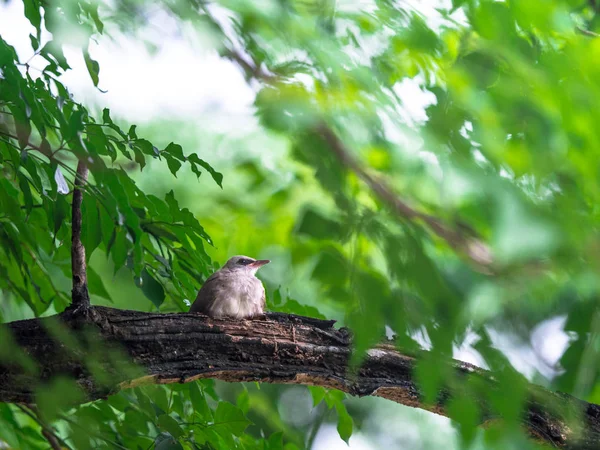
214,402,251,436
138,268,165,308
158,414,185,439
83,48,100,87
335,402,353,445
190,382,213,421
155,432,184,450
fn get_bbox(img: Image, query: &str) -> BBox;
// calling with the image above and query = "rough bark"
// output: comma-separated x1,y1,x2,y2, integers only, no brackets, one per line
1,306,599,449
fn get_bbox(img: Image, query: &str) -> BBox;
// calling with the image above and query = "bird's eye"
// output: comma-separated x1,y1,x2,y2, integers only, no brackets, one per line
237,259,251,265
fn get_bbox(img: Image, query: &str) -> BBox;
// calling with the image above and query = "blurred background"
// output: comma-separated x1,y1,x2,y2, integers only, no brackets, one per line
2,0,600,448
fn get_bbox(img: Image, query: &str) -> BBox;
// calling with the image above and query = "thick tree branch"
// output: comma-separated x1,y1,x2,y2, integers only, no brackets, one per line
70,160,89,310
1,307,599,449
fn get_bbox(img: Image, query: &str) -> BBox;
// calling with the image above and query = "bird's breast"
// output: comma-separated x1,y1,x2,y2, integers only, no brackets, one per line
212,275,263,319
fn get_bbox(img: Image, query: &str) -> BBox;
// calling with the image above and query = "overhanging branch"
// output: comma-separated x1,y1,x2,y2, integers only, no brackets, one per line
222,49,494,272
314,124,494,272
1,307,599,449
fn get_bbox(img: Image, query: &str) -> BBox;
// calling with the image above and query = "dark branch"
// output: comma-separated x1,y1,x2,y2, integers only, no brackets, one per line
1,307,599,449
314,124,494,272
70,160,89,310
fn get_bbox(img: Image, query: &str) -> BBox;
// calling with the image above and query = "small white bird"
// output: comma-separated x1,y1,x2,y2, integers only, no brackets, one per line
189,255,270,319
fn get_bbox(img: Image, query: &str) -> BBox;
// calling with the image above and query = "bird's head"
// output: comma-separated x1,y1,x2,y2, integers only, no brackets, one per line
223,255,270,275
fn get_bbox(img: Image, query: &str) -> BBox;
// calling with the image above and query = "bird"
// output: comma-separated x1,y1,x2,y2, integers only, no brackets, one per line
189,255,270,319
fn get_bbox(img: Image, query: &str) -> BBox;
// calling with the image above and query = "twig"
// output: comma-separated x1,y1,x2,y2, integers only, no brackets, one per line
16,404,72,450
576,26,600,37
0,129,53,159
58,414,130,450
314,124,494,271
71,160,90,309
223,49,277,83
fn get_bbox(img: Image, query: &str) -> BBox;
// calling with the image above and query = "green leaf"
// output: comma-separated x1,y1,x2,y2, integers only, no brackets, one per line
83,48,100,87
29,34,39,51
110,229,129,273
335,402,353,445
164,142,185,161
188,153,223,187
87,266,112,301
17,172,34,213
36,377,84,422
447,395,479,445
265,431,284,450
308,386,327,407
52,195,69,238
164,154,182,177
190,382,213,420
83,2,104,34
415,352,448,405
134,388,156,418
213,402,250,436
81,197,102,259
295,207,343,240
128,125,138,139
154,433,183,450
23,0,41,38
236,387,250,414
132,145,146,170
102,108,113,125
138,268,165,308
40,41,70,71
157,414,184,439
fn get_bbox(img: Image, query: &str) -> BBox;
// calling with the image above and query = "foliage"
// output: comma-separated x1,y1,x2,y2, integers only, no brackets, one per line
2,0,600,449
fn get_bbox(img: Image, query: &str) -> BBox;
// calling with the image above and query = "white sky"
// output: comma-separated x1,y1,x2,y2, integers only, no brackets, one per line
0,1,574,448
0,0,257,125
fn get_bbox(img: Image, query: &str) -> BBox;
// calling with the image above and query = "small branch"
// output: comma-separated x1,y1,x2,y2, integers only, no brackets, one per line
314,124,494,272
224,49,277,83
70,160,90,310
15,404,71,450
0,129,53,159
0,130,93,305
576,26,600,37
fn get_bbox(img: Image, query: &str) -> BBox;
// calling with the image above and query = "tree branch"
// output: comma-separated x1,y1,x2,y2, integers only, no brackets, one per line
576,26,600,37
314,124,494,271
70,160,90,310
222,50,494,272
1,307,599,449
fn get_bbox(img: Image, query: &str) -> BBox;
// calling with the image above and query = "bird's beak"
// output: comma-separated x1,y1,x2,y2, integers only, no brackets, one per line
251,259,270,268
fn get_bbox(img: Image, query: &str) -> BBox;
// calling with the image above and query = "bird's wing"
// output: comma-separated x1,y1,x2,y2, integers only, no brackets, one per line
189,272,222,313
